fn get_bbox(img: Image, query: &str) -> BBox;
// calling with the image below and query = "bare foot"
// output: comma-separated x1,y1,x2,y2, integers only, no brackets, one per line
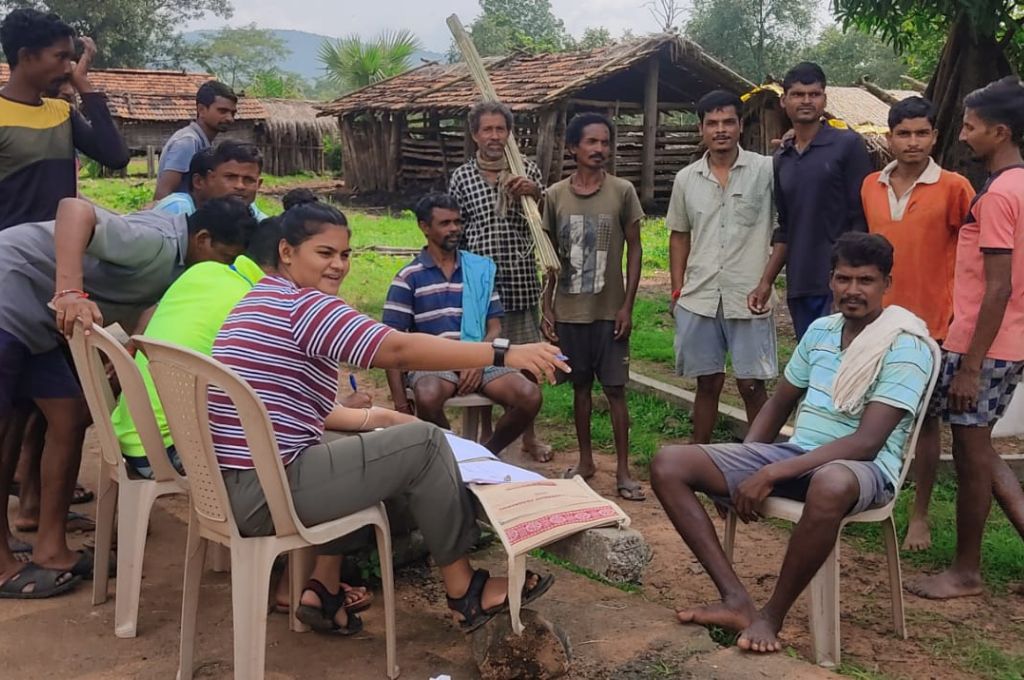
522,439,553,463
905,570,983,599
676,598,756,632
564,463,596,480
902,517,932,551
737,615,783,653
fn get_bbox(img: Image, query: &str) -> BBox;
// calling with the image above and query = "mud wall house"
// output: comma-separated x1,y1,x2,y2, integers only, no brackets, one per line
741,82,920,167
317,34,754,208
0,65,339,176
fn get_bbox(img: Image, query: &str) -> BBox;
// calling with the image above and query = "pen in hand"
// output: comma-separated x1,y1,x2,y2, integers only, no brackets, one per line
349,374,358,392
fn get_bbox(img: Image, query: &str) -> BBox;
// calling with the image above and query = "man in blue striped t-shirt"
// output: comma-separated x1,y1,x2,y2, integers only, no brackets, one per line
651,232,933,655
383,193,542,456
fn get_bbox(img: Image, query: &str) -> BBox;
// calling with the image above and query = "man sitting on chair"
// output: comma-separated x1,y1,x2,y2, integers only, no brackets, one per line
384,193,541,456
650,232,934,654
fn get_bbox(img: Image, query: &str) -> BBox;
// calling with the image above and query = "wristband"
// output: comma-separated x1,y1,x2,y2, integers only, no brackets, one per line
52,289,89,303
671,289,682,302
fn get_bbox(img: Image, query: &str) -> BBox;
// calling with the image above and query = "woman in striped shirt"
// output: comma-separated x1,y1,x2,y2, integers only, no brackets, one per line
211,202,568,635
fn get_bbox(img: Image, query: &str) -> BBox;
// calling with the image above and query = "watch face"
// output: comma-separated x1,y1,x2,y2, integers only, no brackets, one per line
494,338,510,349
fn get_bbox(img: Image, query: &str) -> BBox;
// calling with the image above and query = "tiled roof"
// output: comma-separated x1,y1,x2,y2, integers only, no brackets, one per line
0,65,265,121
318,34,754,115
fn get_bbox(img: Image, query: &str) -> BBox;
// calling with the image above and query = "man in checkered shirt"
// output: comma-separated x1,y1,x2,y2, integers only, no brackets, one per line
449,101,552,461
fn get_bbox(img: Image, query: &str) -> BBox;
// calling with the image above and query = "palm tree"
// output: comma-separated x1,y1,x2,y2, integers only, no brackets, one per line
318,29,421,92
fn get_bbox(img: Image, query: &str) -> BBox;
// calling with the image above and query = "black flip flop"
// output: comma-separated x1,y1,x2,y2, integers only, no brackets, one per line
0,562,81,600
71,484,94,505
295,579,364,636
69,548,116,581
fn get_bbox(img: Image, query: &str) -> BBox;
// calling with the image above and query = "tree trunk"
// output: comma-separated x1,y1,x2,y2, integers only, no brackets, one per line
925,14,1014,189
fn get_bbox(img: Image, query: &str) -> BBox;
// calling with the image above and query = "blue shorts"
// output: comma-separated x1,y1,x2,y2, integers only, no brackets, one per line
0,328,81,418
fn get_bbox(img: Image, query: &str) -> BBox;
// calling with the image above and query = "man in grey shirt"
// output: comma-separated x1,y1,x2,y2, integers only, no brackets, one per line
153,80,238,201
0,197,255,597
667,90,777,444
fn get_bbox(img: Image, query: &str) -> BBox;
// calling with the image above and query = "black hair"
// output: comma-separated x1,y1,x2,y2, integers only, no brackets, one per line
196,80,237,107
0,9,74,68
279,202,350,250
696,89,743,123
565,112,614,148
282,188,320,211
782,62,827,93
468,100,514,134
830,232,894,277
964,76,1024,144
413,192,461,225
186,196,258,248
888,96,935,130
245,215,283,268
186,147,216,195
210,139,263,171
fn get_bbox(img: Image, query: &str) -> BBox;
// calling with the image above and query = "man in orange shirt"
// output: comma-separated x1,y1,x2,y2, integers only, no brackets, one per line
861,96,974,551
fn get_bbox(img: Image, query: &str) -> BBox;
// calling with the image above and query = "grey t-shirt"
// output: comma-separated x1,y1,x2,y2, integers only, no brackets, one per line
0,208,189,353
157,121,210,194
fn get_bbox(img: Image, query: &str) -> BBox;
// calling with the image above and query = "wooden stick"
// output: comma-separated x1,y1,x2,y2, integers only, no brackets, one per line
446,14,560,275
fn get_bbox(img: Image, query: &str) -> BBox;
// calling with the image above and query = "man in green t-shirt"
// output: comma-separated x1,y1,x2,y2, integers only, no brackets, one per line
541,112,645,502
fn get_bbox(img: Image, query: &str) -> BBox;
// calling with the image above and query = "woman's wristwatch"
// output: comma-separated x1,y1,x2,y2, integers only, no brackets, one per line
492,337,511,367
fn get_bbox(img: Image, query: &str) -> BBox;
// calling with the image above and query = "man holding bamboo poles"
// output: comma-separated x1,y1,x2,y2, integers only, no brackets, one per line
449,101,552,461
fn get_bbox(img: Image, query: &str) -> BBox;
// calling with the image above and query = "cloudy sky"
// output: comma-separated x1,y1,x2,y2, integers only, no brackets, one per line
188,0,709,51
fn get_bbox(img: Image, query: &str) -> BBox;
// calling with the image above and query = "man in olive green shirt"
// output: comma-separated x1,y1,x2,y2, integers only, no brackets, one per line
542,112,645,501
667,90,778,444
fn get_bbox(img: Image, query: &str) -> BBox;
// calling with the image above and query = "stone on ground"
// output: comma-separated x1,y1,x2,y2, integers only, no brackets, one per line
545,527,652,583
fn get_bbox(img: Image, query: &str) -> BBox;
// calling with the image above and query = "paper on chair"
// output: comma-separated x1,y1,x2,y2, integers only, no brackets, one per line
445,433,544,485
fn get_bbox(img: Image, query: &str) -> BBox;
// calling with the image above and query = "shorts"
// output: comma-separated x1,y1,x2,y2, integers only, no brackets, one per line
673,302,777,380
699,441,894,516
0,328,82,418
408,366,519,389
555,320,629,387
927,351,1024,426
503,308,542,345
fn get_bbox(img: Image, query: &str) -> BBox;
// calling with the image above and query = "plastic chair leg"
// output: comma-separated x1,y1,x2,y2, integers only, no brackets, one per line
463,406,480,442
208,543,231,573
114,480,160,638
723,511,737,563
374,515,400,679
228,542,276,680
288,548,314,633
881,515,907,639
177,512,207,680
807,540,841,667
91,464,117,607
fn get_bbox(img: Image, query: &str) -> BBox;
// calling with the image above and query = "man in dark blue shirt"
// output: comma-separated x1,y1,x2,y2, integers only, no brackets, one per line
748,62,874,339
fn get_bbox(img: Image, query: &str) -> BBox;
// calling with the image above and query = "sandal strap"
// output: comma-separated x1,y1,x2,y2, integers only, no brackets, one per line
446,568,490,622
304,579,346,621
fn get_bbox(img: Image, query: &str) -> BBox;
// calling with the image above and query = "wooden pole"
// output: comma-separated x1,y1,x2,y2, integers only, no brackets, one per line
641,56,660,206
446,13,560,275
535,107,558,186
146,145,156,178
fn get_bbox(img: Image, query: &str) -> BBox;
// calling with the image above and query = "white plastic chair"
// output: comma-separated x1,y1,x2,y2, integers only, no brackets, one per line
406,387,494,443
136,336,399,680
68,322,188,639
723,338,941,667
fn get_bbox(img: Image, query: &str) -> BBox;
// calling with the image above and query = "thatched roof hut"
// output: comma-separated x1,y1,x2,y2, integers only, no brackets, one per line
0,65,338,176
318,34,754,206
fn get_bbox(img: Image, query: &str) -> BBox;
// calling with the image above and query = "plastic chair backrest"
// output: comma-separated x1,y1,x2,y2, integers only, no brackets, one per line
67,322,182,482
891,337,942,492
134,336,301,540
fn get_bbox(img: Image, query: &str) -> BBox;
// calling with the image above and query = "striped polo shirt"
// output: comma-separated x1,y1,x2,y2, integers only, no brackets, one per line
784,313,933,487
209,275,393,469
382,248,503,338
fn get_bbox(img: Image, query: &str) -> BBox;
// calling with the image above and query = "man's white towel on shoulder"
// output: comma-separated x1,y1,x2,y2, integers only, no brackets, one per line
832,305,931,415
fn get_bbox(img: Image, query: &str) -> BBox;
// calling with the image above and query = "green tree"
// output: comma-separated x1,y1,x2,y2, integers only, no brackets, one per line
802,25,908,88
194,24,288,89
466,0,570,56
833,0,1024,184
686,0,817,83
576,27,615,50
0,0,232,68
245,70,309,99
318,30,421,93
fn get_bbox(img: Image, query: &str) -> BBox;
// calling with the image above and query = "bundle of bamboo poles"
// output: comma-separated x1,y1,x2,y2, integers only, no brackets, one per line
447,14,561,275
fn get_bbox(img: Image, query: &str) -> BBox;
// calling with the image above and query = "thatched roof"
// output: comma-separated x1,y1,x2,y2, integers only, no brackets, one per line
259,98,338,135
318,34,754,116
